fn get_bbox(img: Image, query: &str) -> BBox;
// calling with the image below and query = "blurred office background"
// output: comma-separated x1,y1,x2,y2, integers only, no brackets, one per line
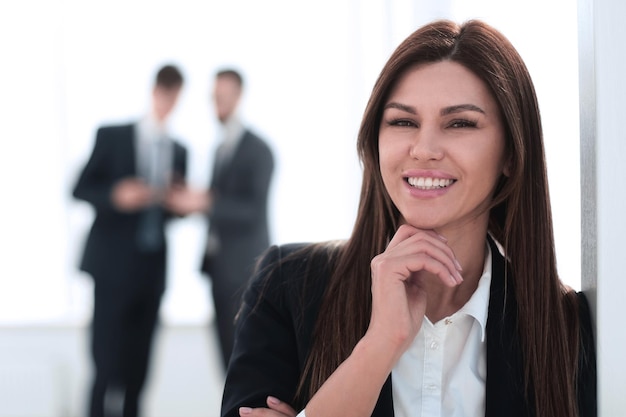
1,0,622,416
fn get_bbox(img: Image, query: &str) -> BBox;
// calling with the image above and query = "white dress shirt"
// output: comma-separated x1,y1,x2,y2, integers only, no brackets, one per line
214,114,245,172
297,242,493,417
135,115,172,192
391,242,492,417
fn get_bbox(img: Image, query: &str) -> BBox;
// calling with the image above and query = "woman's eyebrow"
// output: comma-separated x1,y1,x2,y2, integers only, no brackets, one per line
441,103,486,115
383,102,416,114
383,102,486,115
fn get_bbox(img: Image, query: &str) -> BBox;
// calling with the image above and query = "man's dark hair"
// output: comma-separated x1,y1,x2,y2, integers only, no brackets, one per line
155,64,184,89
216,68,243,88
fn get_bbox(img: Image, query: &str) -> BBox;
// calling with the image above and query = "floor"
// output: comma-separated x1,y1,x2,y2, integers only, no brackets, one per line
0,322,225,417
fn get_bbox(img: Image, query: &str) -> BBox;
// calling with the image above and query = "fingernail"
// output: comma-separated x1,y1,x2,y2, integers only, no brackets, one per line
454,258,463,271
239,407,252,415
455,271,464,283
437,234,448,242
267,396,280,405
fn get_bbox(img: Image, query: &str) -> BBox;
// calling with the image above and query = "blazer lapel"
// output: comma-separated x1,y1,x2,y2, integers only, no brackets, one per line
118,123,138,177
212,131,248,186
484,237,532,417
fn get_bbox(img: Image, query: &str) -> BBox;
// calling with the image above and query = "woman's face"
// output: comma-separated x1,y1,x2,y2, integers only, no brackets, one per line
378,60,507,234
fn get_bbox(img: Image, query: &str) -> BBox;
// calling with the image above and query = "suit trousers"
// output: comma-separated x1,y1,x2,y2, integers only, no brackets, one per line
210,263,247,371
88,252,165,417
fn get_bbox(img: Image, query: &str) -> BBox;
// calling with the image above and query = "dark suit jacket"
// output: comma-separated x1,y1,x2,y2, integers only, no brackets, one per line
221,239,597,417
73,123,187,284
202,129,274,286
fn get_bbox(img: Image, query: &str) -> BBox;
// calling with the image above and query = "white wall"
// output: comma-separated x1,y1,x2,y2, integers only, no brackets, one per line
0,0,582,326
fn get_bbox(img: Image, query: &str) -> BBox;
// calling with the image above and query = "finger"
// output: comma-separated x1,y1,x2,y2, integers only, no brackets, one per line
386,224,445,251
387,226,460,272
399,235,463,283
379,230,463,284
266,396,297,417
372,250,458,289
238,405,294,417
405,253,462,287
239,407,253,416
402,229,459,266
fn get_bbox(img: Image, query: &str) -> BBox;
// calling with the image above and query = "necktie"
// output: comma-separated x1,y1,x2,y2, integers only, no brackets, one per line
136,137,169,252
136,205,164,252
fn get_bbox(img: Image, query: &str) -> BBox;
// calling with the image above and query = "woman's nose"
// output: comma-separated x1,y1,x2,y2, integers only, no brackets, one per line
408,128,444,161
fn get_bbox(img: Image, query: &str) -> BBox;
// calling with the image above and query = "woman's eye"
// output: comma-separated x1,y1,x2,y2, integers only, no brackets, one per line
449,119,477,128
388,119,416,127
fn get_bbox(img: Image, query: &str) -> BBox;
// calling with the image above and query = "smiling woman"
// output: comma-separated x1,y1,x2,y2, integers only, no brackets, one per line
220,19,596,417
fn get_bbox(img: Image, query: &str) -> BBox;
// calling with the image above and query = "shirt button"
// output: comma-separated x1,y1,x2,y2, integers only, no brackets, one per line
427,384,438,391
430,341,439,350
444,318,453,325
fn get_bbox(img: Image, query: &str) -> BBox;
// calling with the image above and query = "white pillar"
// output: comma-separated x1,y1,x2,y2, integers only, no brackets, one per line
578,0,626,415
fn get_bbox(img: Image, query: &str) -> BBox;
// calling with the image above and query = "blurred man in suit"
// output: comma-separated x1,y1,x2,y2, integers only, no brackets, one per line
73,64,187,417
166,68,274,370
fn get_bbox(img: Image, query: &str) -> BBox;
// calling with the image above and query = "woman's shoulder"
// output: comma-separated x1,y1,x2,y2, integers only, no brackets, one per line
561,288,594,323
257,240,344,275
247,240,345,298
573,290,595,349
561,289,596,366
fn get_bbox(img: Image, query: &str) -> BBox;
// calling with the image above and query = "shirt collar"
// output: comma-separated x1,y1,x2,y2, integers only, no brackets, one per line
137,113,168,142
220,114,245,145
455,241,492,342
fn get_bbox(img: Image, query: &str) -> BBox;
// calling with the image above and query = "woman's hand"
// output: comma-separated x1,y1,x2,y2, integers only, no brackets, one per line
238,396,297,417
366,224,463,359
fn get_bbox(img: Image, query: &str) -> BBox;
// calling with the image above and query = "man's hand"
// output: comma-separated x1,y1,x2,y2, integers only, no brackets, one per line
111,178,154,212
164,186,211,215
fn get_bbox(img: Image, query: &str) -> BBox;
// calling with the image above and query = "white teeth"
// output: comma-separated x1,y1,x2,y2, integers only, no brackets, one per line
407,177,454,190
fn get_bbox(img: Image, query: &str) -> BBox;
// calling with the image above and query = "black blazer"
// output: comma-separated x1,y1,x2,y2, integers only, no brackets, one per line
221,239,596,417
73,123,187,282
202,129,274,282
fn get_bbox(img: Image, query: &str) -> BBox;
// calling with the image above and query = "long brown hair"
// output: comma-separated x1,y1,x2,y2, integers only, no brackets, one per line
296,19,581,416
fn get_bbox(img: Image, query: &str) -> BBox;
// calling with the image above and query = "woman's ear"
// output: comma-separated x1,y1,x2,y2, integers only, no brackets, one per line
502,155,512,177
